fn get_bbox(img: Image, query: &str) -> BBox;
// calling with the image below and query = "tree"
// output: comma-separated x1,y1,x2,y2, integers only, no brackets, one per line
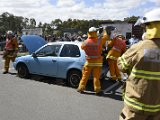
38,22,43,28
22,18,29,29
51,19,62,29
29,18,36,28
1,12,13,31
124,16,139,23
0,12,24,33
0,12,141,37
13,16,23,33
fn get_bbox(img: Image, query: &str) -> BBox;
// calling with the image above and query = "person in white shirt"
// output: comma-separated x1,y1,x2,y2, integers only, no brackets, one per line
129,35,139,46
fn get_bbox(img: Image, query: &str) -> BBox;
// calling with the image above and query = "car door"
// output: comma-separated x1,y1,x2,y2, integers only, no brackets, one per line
29,44,61,77
57,44,82,78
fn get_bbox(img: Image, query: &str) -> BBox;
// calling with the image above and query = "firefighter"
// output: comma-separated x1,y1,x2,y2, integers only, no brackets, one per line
3,31,18,74
106,34,126,82
118,8,160,120
77,27,108,95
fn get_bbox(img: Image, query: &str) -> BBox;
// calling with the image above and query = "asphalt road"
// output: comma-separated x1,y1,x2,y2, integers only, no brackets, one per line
0,55,124,120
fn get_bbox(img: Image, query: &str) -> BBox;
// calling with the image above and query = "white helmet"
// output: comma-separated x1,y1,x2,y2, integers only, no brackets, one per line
135,8,160,26
88,27,97,32
7,30,13,35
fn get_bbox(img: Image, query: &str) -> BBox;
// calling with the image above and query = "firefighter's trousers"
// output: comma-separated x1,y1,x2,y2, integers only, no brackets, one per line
107,58,121,80
119,105,160,120
4,56,16,72
78,65,102,93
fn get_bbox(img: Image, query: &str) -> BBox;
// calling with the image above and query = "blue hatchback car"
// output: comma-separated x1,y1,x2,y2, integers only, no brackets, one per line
13,35,108,88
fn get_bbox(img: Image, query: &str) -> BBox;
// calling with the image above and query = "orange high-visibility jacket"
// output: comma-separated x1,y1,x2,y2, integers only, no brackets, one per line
82,35,107,66
5,37,18,51
107,37,126,60
83,38,101,59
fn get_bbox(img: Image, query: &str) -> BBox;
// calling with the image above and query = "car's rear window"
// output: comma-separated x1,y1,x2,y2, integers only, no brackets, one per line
60,44,80,57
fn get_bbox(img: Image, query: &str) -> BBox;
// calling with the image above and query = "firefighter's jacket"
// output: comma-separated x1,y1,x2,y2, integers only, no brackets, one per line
5,37,18,51
82,35,107,67
107,37,126,60
3,37,18,58
117,38,160,113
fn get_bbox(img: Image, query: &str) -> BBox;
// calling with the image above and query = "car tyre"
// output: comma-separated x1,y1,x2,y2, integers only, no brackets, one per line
67,70,82,88
17,64,30,78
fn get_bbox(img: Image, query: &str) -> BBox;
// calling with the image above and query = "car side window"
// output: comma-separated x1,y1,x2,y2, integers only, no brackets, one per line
60,44,80,57
36,45,61,57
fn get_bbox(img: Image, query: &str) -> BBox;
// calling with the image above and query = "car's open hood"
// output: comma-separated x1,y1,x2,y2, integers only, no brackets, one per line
21,35,46,54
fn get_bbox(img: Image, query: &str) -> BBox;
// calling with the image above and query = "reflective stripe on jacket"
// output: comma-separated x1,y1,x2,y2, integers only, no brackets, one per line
84,61,103,67
124,94,160,112
118,39,160,113
131,69,160,80
106,55,117,60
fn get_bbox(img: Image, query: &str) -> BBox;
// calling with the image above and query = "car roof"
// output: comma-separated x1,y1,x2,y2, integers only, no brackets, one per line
47,41,83,46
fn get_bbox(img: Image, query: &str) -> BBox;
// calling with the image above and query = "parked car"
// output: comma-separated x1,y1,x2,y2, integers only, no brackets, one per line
13,35,108,88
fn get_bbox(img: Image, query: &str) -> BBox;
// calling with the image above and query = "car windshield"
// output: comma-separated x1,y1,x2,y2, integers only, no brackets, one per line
36,44,62,57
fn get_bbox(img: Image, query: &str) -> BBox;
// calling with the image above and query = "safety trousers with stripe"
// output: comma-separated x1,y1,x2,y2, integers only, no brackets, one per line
77,62,102,93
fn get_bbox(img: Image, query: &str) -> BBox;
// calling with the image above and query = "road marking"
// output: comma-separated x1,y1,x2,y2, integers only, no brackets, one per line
103,81,121,93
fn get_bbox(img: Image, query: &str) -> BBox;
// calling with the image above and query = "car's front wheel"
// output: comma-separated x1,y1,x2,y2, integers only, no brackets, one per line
67,70,82,88
17,64,30,78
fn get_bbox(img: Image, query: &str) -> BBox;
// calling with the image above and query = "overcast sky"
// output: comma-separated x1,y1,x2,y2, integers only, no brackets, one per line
0,0,159,24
